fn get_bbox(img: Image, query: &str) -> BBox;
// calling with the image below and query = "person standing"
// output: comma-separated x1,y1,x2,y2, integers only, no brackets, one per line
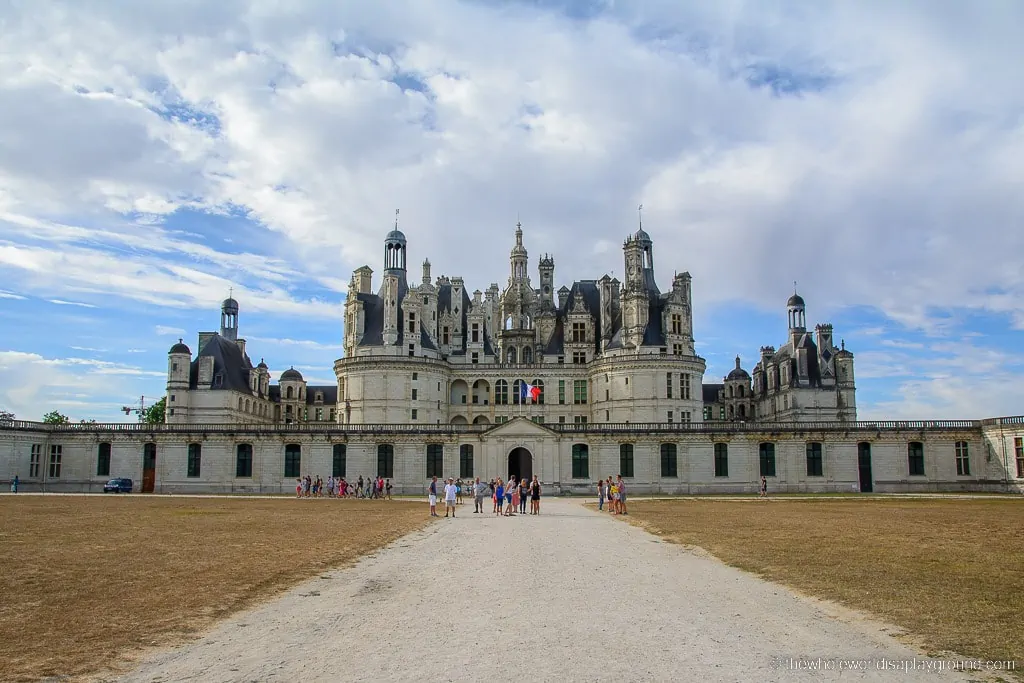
473,477,486,513
531,474,541,515
597,479,605,511
444,477,458,518
760,476,768,498
12,474,19,493
495,478,505,516
428,476,439,517
456,477,464,505
519,478,529,514
617,474,628,515
385,479,393,500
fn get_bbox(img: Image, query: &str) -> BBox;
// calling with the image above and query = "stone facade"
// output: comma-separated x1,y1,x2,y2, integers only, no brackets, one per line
1,417,1022,495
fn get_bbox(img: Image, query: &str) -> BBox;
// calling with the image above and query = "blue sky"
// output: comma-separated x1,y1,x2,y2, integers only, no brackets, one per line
0,0,1022,422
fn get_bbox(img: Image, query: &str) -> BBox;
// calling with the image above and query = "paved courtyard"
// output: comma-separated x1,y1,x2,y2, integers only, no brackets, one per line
119,498,968,682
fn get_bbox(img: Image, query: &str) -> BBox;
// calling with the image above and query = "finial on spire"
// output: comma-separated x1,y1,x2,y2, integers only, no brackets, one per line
638,203,643,229
793,280,798,295
735,355,741,368
395,208,400,230
228,286,233,299
841,339,845,351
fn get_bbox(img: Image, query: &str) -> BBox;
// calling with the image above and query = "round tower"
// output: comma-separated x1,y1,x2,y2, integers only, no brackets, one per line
221,296,239,341
166,339,192,423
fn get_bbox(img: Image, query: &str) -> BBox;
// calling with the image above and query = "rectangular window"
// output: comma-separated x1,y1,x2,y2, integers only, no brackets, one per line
673,343,683,356
605,410,609,422
671,313,682,335
187,443,202,478
97,442,111,477
471,323,479,343
660,443,678,478
48,445,63,478
714,443,728,477
495,416,508,424
681,373,691,400
411,409,418,420
285,444,301,478
332,444,346,478
459,444,473,478
719,406,725,420
412,388,418,400
236,444,253,478
666,372,673,399
572,351,586,364
408,312,416,333
471,352,479,364
558,416,566,424
667,411,673,423
558,380,566,404
573,380,588,404
532,415,544,424
908,441,925,476
571,322,586,343
170,394,175,402
759,442,776,477
571,444,589,479
1016,437,1024,478
408,344,415,357
426,444,444,478
377,444,394,478
955,441,970,476
30,444,41,477
682,411,691,422
315,407,323,421
573,415,588,424
619,444,634,478
442,327,450,345
412,372,418,380
806,442,823,477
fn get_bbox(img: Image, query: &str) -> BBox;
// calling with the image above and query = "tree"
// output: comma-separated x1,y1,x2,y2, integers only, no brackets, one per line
143,397,166,424
42,410,69,424
0,408,14,424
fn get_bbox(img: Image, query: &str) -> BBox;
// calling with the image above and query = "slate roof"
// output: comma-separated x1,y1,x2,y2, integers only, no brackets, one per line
305,386,338,405
703,383,723,403
189,333,254,394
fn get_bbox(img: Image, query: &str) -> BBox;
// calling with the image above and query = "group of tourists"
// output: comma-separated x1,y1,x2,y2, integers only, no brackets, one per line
295,474,392,499
596,475,629,515
427,475,542,517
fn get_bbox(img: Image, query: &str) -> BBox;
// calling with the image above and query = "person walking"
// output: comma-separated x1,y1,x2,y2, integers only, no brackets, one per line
473,477,486,513
428,476,439,517
456,478,464,505
760,475,768,498
490,479,497,513
444,477,458,517
11,474,18,493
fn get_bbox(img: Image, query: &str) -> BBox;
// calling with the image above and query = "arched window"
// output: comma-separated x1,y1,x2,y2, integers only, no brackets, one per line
333,444,347,478
728,385,734,398
522,346,533,363
571,444,589,479
532,379,545,405
728,405,734,419
378,444,394,478
713,443,728,477
738,404,746,418
506,347,517,364
238,397,244,410
284,444,301,477
660,443,677,478
759,442,776,477
286,386,294,400
187,443,202,478
236,443,253,478
245,399,251,413
460,444,474,478
619,443,634,478
495,380,509,405
512,379,525,405
96,442,111,477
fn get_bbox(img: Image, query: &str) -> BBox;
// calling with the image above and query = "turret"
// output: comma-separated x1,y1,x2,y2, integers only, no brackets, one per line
220,296,239,342
538,254,555,308
166,339,192,423
509,222,528,282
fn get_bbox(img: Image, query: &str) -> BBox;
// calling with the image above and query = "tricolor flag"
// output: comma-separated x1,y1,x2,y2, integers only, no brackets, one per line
520,382,542,403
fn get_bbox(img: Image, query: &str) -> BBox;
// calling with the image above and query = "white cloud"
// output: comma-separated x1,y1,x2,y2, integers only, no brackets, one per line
0,290,25,299
48,299,96,308
154,325,186,336
0,1,1022,418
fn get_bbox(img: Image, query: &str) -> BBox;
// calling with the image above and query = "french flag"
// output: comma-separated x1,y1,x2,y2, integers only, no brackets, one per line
520,382,542,402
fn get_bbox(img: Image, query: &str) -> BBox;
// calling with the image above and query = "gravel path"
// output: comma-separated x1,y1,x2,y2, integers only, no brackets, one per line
117,499,969,682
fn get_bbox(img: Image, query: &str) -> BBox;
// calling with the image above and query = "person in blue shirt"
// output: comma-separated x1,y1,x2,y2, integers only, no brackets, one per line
428,476,438,517
494,478,505,516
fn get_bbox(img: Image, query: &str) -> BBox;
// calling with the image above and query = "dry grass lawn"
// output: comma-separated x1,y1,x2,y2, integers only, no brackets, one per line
0,495,429,682
619,498,1023,669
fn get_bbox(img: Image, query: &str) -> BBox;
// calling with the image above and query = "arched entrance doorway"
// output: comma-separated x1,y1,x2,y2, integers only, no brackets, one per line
508,447,533,482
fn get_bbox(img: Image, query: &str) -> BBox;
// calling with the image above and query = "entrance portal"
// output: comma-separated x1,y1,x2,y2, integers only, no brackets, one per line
142,443,157,493
507,447,533,483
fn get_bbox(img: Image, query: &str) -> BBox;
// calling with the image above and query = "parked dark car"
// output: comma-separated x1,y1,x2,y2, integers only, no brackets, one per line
103,478,133,493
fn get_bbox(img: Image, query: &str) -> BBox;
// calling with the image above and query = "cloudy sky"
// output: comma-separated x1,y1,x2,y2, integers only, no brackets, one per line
1,0,1022,422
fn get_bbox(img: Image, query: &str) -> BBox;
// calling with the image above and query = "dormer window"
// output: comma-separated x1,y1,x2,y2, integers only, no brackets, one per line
213,372,223,388
315,391,323,403
571,322,586,343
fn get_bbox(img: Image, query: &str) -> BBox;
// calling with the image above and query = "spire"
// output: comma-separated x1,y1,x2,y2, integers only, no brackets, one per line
638,203,643,230
395,208,400,230
735,355,742,369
